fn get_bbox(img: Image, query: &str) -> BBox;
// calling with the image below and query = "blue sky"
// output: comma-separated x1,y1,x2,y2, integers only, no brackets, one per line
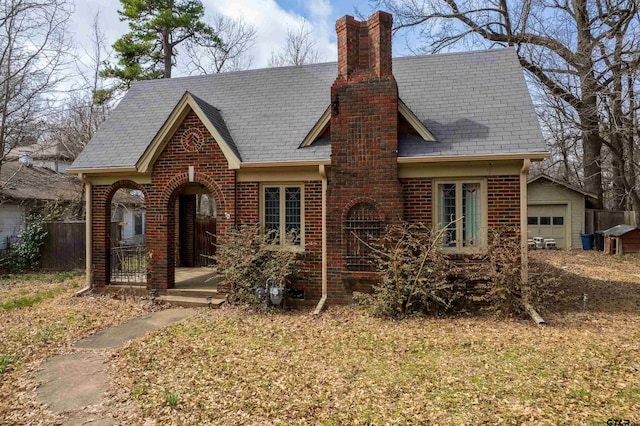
70,0,409,74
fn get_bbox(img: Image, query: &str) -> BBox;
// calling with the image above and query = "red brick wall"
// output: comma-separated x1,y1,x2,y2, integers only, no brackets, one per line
299,181,322,299
401,178,432,224
488,175,521,230
236,182,259,225
233,180,323,299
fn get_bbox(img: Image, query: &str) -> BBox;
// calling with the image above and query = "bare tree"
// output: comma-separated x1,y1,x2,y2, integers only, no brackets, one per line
269,18,322,67
47,11,112,159
374,0,640,211
0,0,72,184
186,15,256,74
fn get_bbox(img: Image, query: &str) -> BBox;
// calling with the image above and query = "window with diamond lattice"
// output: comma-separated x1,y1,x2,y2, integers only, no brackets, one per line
344,203,381,271
261,185,303,246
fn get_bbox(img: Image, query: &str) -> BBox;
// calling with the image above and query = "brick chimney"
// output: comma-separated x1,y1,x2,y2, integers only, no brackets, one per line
335,11,393,80
326,11,403,302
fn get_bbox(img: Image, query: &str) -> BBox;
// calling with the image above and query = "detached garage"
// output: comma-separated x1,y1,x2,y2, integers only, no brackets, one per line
527,174,597,249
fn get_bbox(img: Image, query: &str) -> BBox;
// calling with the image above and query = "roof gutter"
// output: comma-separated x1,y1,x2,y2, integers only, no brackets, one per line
397,152,549,164
313,164,328,315
75,173,93,297
240,159,331,168
66,166,138,175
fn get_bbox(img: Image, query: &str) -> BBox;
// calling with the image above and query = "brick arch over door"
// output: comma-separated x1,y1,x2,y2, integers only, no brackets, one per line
160,171,227,213
92,179,150,288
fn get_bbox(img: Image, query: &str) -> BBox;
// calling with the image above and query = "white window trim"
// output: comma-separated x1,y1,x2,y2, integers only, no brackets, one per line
433,178,488,253
259,183,305,251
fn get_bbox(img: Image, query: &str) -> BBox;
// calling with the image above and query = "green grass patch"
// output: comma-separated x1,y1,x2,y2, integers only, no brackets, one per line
0,355,12,373
0,287,66,310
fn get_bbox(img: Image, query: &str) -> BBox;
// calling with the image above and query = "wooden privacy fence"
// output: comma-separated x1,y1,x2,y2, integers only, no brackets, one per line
585,210,637,233
40,221,85,270
195,217,216,267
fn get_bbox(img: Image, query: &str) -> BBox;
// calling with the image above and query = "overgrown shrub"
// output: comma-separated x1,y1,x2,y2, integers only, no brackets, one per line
356,222,459,318
469,227,559,316
215,224,302,304
0,213,48,272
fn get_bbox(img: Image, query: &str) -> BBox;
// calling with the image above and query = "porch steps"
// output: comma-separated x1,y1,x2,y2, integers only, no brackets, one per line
157,294,226,308
165,288,223,298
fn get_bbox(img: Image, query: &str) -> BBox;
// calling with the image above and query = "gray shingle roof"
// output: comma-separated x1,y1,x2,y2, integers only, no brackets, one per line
70,48,546,170
190,93,240,160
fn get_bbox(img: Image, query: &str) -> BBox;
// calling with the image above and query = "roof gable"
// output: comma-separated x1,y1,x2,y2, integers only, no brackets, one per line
137,91,241,172
527,174,597,199
299,99,437,148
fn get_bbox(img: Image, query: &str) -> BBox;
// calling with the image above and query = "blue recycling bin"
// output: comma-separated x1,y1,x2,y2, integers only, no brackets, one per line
580,233,594,250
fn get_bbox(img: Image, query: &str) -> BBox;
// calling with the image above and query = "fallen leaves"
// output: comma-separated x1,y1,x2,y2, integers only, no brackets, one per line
111,305,640,424
0,273,160,425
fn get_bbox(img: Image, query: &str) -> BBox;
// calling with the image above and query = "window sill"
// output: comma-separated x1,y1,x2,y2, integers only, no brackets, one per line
441,246,487,256
266,244,305,254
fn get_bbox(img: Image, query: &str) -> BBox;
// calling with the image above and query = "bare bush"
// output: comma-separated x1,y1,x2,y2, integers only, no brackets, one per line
469,228,560,317
214,224,302,304
356,222,459,318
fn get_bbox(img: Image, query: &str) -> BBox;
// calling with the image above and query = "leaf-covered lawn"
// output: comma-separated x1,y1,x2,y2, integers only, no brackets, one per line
0,273,159,424
111,251,640,425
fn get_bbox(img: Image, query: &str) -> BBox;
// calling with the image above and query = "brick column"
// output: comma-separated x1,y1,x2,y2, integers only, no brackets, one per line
91,185,110,288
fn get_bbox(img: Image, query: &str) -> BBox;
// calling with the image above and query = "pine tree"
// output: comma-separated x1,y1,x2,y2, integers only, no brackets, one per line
102,0,219,88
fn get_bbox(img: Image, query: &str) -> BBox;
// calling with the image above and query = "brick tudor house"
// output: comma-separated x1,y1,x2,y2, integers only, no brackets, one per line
68,12,547,305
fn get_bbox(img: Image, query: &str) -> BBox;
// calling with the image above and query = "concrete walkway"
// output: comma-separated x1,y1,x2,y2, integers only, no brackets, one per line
35,308,197,425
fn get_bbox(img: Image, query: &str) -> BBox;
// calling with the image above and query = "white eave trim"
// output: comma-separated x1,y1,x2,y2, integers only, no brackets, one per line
398,99,437,142
136,91,241,172
300,100,437,148
299,107,330,148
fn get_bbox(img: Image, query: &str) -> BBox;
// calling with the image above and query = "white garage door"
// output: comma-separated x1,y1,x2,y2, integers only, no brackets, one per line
527,204,567,248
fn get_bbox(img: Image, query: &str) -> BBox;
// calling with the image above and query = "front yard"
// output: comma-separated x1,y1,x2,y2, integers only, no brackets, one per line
109,250,640,425
0,250,639,425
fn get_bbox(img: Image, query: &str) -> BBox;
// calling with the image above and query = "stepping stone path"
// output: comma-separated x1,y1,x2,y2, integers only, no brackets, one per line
35,308,197,425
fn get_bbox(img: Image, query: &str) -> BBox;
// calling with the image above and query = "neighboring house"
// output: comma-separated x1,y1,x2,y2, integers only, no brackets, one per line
0,158,82,250
67,12,548,303
527,174,597,249
6,142,74,173
111,190,146,245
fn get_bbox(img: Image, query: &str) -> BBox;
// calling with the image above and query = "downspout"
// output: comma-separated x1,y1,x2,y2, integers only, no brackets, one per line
520,159,531,285
75,173,93,296
234,170,238,228
520,159,545,325
313,164,328,315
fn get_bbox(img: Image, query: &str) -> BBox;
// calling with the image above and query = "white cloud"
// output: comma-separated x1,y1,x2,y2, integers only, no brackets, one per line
69,0,347,78
203,0,337,68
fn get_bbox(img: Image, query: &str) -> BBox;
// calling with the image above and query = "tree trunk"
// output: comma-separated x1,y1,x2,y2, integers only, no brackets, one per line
574,0,603,208
163,28,172,78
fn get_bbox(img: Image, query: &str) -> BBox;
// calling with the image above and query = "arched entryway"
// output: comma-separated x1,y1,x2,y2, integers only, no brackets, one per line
151,171,228,289
93,180,149,288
